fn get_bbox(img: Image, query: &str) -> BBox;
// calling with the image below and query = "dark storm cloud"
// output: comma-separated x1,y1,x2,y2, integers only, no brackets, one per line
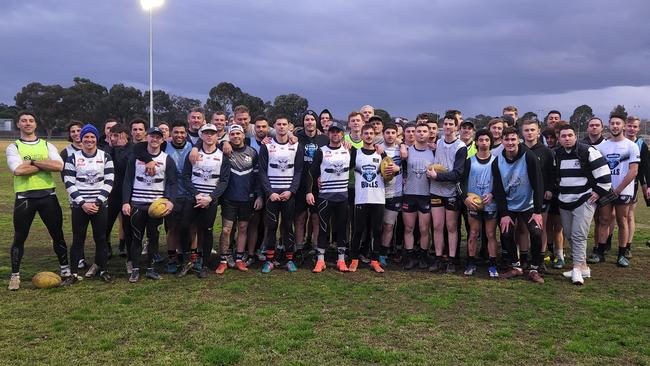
1,0,649,118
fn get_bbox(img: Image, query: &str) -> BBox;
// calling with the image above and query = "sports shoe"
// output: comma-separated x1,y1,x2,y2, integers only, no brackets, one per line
99,271,113,283
528,270,545,284
348,259,359,272
286,261,298,272
563,268,591,278
245,254,256,267
624,247,631,258
177,261,193,278
85,263,99,278
370,260,385,273
488,265,499,279
211,248,218,255
404,256,418,270
389,253,402,264
261,261,274,274
129,268,140,283
256,249,266,261
119,247,127,258
446,262,456,274
8,274,20,291
235,261,248,272
501,267,524,279
378,255,387,267
359,254,370,264
197,267,209,279
152,252,165,265
617,256,630,268
463,264,476,276
646,240,650,248
215,262,228,274
226,254,236,268
336,260,349,272
587,253,605,264
193,257,203,272
552,258,565,269
428,259,443,273
313,260,326,273
418,254,429,269
569,268,584,285
61,274,81,286
78,259,87,270
165,261,178,274
146,268,162,280
126,261,133,275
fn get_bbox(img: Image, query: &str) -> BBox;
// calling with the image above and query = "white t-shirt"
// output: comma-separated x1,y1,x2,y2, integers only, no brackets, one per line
597,138,640,196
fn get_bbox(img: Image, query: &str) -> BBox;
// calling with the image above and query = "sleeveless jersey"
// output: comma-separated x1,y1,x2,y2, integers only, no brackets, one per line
430,138,465,197
266,139,299,191
403,145,434,196
497,153,533,212
14,139,56,193
354,149,385,205
132,151,169,204
467,155,497,212
165,141,193,196
319,145,350,202
191,148,224,195
379,143,403,198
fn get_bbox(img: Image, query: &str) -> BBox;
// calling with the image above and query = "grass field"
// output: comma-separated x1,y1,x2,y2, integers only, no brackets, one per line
0,140,649,365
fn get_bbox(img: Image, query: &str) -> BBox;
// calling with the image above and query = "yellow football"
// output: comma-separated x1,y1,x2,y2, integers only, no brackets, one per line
32,271,62,289
148,198,170,218
380,156,396,181
467,193,484,210
428,163,448,173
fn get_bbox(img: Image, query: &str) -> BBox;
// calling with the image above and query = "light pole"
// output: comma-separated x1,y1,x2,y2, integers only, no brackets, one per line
140,0,164,127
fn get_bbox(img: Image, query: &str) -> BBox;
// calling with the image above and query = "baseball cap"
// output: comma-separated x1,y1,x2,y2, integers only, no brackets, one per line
199,123,218,134
369,116,383,124
147,127,164,137
328,120,346,132
229,124,244,134
460,121,475,129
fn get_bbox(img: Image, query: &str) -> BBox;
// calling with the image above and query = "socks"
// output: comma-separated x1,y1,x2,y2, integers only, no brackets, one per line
219,254,228,264
265,250,275,261
618,247,626,257
190,249,198,263
236,252,245,262
167,250,177,261
337,247,346,261
60,265,71,277
596,243,607,256
626,242,632,250
555,249,564,261
317,248,326,261
488,257,497,267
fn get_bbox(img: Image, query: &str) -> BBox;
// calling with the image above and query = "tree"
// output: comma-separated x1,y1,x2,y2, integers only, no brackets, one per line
610,104,627,119
570,104,594,134
143,89,174,122
205,82,242,116
62,77,109,125
0,103,18,120
103,84,146,124
14,82,67,137
374,108,391,124
169,95,202,122
268,93,309,124
465,114,493,130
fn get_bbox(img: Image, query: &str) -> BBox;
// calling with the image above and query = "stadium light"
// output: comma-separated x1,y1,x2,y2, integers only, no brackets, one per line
141,0,165,127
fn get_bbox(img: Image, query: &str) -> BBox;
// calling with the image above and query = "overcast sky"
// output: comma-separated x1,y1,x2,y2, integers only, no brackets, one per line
1,0,649,120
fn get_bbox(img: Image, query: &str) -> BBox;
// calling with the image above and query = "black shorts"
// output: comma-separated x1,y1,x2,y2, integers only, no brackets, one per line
614,194,634,206
295,187,318,214
430,194,461,211
222,199,254,222
632,181,639,203
384,197,402,212
402,194,430,213
548,198,560,215
468,210,498,220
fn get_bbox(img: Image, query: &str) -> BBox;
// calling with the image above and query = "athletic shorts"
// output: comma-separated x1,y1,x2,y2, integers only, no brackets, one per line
548,198,560,215
384,197,402,212
430,194,461,211
402,194,430,213
468,210,498,220
221,199,254,222
614,194,634,206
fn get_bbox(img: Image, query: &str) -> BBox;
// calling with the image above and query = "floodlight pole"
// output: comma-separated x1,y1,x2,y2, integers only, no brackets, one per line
148,7,154,127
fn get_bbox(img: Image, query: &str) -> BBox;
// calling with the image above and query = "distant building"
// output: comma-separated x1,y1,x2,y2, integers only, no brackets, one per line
1,119,12,131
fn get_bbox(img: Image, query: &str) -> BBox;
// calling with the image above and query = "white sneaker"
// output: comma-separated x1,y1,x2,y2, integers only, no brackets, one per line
563,267,591,279
85,263,99,278
571,268,584,285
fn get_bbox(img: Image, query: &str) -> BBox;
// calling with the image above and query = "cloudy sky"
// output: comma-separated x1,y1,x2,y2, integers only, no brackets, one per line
1,0,649,120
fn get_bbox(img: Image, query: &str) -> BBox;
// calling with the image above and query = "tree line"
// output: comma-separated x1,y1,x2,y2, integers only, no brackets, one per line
0,76,636,137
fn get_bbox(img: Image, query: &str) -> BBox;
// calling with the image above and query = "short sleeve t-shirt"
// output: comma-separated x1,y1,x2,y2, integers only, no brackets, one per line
597,138,640,196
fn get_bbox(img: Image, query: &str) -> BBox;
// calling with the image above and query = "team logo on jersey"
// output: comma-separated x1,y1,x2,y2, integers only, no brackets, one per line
194,168,215,181
325,162,348,176
361,164,377,182
304,143,317,162
411,159,427,179
270,158,293,172
506,176,522,194
136,175,164,185
606,153,621,169
84,169,101,184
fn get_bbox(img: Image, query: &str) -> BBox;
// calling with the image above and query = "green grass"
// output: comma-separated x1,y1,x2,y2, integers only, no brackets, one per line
1,140,650,365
